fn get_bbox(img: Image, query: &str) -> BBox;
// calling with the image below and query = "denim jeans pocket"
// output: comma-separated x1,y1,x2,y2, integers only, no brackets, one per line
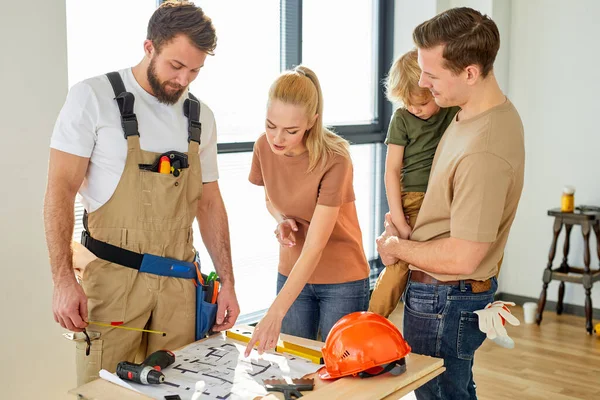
405,289,440,318
457,311,487,360
403,300,442,358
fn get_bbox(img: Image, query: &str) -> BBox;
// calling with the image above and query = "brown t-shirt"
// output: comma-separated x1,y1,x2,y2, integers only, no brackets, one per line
409,99,525,281
249,134,370,284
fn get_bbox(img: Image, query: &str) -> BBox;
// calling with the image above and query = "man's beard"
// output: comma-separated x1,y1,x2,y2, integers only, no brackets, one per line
147,58,186,105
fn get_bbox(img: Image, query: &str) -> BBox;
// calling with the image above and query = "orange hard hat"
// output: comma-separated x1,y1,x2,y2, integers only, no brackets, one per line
317,312,411,380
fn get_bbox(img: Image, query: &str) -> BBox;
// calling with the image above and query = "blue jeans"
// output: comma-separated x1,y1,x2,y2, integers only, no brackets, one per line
277,273,369,341
403,277,498,400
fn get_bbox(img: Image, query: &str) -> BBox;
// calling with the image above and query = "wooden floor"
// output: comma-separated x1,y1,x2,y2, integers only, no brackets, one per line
388,304,600,400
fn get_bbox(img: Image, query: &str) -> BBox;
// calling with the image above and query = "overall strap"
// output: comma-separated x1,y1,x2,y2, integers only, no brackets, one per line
106,71,140,139
184,92,202,144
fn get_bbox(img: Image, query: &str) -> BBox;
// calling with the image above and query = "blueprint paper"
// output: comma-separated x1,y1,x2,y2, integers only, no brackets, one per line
99,369,142,393
100,335,321,399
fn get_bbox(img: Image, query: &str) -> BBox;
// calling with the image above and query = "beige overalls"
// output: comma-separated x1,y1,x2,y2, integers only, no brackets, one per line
73,74,203,385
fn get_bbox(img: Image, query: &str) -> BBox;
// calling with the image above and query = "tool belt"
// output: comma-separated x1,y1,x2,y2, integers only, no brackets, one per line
81,228,218,340
81,230,196,277
409,270,492,293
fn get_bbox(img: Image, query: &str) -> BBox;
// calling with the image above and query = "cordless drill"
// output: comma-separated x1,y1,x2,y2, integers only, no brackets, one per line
116,350,175,385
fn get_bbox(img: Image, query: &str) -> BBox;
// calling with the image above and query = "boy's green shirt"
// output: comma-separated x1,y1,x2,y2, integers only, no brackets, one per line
386,106,460,192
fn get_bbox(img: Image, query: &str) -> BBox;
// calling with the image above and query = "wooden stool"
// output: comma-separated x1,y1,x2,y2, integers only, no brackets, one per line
536,207,600,334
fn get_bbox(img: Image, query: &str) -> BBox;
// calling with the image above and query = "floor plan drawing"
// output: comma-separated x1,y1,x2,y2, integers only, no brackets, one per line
100,335,321,399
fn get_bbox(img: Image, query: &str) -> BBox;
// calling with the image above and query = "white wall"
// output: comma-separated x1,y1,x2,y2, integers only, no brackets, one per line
0,1,75,398
393,0,438,57
501,0,600,308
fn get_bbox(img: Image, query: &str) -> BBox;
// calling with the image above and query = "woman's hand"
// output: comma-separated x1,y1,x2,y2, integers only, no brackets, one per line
274,219,298,247
244,310,284,357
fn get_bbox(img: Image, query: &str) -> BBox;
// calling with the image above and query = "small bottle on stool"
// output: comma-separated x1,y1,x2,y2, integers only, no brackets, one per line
561,186,575,212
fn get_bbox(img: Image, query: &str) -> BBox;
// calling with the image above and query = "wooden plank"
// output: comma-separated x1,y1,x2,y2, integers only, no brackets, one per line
381,367,445,400
267,364,445,400
550,272,584,283
69,378,151,400
553,267,600,275
300,354,444,400
547,208,599,220
550,270,600,283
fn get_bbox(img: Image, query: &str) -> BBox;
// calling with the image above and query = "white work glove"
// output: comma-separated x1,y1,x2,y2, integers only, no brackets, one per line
473,301,520,348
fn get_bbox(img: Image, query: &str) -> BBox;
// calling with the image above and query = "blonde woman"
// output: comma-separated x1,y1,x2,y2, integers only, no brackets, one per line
244,66,370,356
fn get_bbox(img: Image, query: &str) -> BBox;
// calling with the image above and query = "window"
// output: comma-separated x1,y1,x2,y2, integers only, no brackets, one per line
188,1,281,143
302,0,378,126
66,0,392,320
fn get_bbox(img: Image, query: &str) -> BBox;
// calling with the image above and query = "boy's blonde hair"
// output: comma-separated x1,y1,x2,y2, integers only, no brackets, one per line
268,65,350,173
386,49,432,106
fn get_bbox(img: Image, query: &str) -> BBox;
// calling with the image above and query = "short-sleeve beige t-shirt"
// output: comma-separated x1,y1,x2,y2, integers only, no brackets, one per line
249,134,370,284
409,99,525,281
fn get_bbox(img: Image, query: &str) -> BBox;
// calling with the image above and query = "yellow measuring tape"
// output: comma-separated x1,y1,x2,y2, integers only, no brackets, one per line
226,329,323,364
88,321,167,337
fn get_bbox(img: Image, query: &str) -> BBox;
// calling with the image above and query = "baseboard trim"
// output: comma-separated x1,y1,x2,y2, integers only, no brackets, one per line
495,292,600,319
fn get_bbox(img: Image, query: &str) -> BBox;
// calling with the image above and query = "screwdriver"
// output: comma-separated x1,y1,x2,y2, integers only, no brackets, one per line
117,361,165,385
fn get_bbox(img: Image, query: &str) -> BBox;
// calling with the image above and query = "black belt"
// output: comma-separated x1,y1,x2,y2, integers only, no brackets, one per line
81,230,144,270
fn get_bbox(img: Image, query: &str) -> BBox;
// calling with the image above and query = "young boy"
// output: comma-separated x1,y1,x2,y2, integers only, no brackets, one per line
369,49,459,317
